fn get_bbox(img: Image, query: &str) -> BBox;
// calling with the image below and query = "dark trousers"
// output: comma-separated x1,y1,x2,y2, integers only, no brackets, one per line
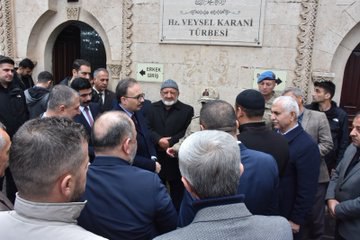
301,183,327,240
162,178,184,212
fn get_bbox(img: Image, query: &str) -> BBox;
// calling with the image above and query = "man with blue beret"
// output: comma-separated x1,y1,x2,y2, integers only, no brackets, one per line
257,70,282,127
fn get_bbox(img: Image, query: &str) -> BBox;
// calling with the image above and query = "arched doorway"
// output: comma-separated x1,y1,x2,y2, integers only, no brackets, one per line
52,21,106,84
340,42,360,126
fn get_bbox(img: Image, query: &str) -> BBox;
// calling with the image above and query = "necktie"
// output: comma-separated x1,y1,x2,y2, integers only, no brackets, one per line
98,92,103,105
131,114,139,131
345,148,360,177
84,107,94,126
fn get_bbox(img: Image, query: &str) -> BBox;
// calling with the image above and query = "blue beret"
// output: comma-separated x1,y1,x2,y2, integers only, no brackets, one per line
257,71,282,84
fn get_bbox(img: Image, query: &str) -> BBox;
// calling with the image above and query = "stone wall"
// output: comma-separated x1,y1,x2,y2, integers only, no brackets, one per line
5,0,360,107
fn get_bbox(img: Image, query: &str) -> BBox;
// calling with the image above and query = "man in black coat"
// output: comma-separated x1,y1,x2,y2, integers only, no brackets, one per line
306,80,349,174
91,68,116,112
0,55,29,202
235,89,289,177
146,79,194,210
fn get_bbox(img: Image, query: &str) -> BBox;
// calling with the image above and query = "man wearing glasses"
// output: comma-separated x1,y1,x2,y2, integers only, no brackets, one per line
113,78,160,173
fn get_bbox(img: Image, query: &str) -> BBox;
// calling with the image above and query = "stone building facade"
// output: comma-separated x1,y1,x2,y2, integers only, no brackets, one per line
1,0,359,111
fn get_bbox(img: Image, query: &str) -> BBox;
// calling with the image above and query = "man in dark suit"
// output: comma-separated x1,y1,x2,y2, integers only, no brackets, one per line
78,111,177,240
113,78,160,173
283,87,333,240
154,130,292,240
271,96,320,239
71,77,100,162
91,68,116,112
146,79,194,211
178,100,279,227
326,112,360,240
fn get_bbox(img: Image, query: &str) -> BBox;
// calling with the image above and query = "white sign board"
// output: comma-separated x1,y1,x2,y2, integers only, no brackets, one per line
160,0,266,46
136,63,164,82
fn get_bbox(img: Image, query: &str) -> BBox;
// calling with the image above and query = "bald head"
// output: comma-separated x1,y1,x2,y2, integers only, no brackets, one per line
200,100,237,136
0,126,11,177
92,111,137,162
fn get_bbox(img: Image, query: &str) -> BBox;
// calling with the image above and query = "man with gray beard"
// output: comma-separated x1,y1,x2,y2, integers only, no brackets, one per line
78,111,177,240
146,79,194,211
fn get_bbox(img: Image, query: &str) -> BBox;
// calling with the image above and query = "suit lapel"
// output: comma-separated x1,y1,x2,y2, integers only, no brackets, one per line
340,146,358,184
301,109,310,130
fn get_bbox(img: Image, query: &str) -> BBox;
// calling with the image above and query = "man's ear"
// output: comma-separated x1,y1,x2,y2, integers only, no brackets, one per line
324,92,331,100
72,69,77,77
59,174,73,201
239,163,244,176
200,124,205,131
120,96,126,104
290,111,297,122
58,104,66,112
235,106,244,118
122,137,132,156
181,176,200,199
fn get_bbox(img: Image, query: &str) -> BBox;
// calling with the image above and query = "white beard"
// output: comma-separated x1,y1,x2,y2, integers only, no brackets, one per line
162,99,177,106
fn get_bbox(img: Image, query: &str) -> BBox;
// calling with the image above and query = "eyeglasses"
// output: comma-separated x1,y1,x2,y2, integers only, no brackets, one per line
124,93,145,100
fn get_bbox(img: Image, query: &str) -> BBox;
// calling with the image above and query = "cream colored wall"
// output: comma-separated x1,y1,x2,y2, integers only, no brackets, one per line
11,0,360,109
312,0,360,103
132,0,302,109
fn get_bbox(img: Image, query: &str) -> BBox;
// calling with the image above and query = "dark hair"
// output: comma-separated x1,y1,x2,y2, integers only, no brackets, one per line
200,100,237,135
0,55,15,65
9,117,87,198
72,59,91,71
115,78,138,100
314,81,336,99
238,107,265,118
70,77,92,91
37,71,53,83
19,58,35,69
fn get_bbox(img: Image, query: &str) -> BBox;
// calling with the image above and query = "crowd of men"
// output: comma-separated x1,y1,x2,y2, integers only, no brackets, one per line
0,54,358,240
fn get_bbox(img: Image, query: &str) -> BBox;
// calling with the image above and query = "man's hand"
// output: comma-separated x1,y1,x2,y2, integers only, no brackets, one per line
327,199,339,218
155,162,161,174
166,147,177,157
289,220,300,234
158,137,171,150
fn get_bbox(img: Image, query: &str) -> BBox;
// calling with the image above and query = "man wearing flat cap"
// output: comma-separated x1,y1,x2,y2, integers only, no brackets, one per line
257,70,282,127
146,79,194,211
